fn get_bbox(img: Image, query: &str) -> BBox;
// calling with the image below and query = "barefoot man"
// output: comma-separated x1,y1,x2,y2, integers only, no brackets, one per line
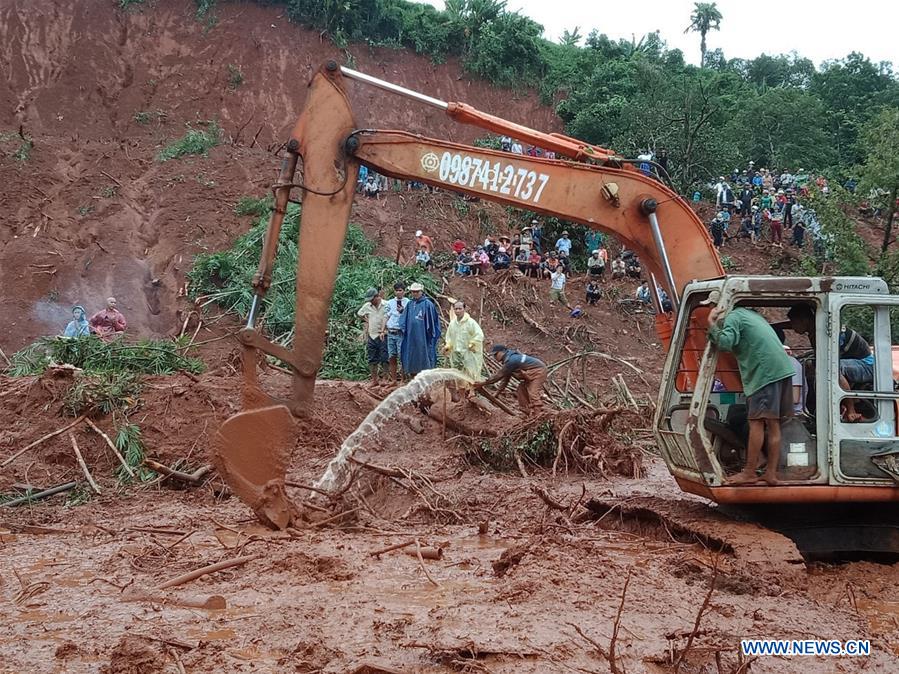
705,291,795,485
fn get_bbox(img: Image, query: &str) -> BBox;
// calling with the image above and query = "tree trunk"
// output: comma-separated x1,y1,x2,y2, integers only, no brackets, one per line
700,32,707,66
881,185,898,254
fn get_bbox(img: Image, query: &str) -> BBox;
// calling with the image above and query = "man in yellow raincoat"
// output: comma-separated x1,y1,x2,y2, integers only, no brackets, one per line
443,300,484,381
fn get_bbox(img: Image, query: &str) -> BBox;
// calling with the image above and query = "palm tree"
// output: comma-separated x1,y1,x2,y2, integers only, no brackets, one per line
559,27,582,47
684,2,723,67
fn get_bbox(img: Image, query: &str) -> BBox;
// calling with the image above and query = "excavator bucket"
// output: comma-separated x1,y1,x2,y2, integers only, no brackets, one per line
212,62,358,528
212,405,301,530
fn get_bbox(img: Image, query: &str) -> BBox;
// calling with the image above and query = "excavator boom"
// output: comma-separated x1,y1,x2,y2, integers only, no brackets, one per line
214,62,723,528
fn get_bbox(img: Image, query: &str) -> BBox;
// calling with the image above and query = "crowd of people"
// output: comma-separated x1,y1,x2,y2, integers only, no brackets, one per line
706,162,825,251
413,224,659,314
61,297,127,341
355,281,548,415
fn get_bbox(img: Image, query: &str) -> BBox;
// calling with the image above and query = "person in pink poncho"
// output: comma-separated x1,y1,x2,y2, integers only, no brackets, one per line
89,297,127,340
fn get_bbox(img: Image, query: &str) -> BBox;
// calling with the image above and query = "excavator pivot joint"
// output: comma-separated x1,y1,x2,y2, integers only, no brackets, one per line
344,135,360,154
287,138,299,153
326,60,338,72
641,198,659,215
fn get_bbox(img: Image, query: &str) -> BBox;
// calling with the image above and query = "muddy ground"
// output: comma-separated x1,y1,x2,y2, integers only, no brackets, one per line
3,368,899,674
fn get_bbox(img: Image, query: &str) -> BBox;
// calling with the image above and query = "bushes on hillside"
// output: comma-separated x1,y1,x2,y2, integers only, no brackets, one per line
189,201,437,379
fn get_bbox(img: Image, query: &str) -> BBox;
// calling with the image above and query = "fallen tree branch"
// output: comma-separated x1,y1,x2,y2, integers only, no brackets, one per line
85,418,135,478
156,554,259,590
477,387,518,416
143,459,211,485
674,559,719,673
348,456,405,478
414,539,440,587
530,484,568,511
2,415,86,467
547,350,646,382
311,506,361,528
70,432,101,494
553,420,576,477
609,569,631,674
370,539,415,557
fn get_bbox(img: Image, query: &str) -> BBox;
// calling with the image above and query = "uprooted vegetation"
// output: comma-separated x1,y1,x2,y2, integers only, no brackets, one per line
8,335,203,377
466,408,646,478
188,200,437,379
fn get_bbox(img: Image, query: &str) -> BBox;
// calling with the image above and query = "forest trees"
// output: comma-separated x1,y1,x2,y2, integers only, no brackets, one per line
858,109,899,254
269,0,896,189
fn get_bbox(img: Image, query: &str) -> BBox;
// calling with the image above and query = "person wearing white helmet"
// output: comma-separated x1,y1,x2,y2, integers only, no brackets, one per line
415,230,432,255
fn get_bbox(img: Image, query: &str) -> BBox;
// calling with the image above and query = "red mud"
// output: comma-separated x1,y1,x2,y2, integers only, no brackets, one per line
3,370,899,673
3,2,899,673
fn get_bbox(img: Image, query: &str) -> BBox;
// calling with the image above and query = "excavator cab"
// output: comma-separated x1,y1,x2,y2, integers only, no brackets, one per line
655,276,899,507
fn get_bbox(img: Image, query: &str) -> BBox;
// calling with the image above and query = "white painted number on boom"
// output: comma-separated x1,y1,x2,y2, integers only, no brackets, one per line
434,152,550,204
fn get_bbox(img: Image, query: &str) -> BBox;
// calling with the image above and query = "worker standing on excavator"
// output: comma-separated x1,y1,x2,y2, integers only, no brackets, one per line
705,292,795,485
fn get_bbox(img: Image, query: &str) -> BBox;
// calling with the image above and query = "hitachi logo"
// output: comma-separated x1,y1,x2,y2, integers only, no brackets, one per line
834,282,876,291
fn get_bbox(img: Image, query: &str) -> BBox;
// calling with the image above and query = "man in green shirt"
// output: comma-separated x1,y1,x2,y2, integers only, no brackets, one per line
705,292,795,485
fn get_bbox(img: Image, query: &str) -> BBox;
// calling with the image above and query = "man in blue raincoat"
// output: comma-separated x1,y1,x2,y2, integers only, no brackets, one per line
400,282,441,377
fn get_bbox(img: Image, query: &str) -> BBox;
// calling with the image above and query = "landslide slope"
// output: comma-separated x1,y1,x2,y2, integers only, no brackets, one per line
0,0,559,352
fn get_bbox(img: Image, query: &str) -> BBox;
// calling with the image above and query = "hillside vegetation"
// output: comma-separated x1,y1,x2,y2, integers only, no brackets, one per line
248,0,898,190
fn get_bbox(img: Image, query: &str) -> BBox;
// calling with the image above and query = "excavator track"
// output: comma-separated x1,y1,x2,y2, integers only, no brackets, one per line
585,495,804,583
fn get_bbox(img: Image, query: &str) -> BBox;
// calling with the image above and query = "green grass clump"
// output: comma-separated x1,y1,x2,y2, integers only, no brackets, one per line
64,372,143,416
234,195,273,217
189,201,437,379
8,335,204,377
157,121,220,162
115,424,156,483
227,64,243,89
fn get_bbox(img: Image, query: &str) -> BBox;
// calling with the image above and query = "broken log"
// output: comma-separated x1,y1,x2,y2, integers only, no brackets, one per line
70,433,101,494
404,546,443,561
370,540,415,557
144,459,211,485
156,554,259,590
122,591,227,610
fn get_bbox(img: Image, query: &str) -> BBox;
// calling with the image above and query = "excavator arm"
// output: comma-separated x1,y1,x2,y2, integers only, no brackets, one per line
347,130,723,295
213,62,724,529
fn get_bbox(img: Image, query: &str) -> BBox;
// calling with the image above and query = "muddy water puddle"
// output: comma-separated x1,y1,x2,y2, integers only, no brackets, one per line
345,534,510,611
14,609,79,624
187,627,237,641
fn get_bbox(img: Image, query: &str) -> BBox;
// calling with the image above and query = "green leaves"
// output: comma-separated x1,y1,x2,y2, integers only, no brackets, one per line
157,121,221,162
189,200,437,380
7,336,204,377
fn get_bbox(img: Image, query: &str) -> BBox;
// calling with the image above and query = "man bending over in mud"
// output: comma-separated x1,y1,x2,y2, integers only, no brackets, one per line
705,292,795,485
474,344,547,416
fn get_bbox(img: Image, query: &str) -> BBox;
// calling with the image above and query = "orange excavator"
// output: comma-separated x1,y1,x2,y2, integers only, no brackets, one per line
214,62,899,553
